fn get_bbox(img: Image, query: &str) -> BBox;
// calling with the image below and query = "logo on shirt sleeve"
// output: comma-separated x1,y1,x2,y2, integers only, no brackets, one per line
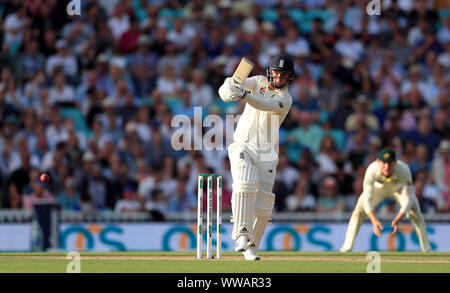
259,87,266,94
278,102,283,108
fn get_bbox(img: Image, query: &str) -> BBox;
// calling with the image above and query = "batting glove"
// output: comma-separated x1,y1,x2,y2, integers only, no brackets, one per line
231,76,244,87
230,85,249,100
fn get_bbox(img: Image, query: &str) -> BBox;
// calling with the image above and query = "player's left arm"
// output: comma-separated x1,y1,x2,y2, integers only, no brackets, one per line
391,164,415,235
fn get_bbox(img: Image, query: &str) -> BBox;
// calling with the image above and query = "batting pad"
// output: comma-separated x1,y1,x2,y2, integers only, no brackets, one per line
252,190,275,249
231,163,259,193
255,190,275,217
231,192,256,240
230,160,259,240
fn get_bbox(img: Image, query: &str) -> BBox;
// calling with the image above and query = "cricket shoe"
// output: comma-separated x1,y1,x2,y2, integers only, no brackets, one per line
234,235,248,252
243,249,260,261
340,247,352,252
242,242,260,261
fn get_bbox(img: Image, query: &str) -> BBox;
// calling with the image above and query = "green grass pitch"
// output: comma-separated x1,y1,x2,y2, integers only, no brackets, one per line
0,252,449,273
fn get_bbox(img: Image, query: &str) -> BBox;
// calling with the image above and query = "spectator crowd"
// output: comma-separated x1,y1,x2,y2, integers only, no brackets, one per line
0,0,449,218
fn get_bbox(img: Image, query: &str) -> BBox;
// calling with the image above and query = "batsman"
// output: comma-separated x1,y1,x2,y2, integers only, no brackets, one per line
218,55,295,260
341,148,431,252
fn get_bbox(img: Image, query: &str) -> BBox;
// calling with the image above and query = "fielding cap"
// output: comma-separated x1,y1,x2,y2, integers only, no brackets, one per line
377,148,396,163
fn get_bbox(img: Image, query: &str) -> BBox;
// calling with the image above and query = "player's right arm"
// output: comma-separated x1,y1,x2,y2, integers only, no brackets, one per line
242,90,292,114
390,162,415,235
367,211,384,237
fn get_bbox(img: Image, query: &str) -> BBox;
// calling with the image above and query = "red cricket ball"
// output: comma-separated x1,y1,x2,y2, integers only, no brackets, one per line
40,173,50,183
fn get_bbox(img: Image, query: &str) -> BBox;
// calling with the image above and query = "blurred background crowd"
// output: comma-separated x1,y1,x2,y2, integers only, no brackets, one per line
0,0,449,218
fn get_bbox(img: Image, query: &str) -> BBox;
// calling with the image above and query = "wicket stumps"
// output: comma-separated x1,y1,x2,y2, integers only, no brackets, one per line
197,174,222,259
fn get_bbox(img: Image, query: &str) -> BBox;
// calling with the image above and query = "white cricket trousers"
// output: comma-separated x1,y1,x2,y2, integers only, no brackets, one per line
341,191,431,252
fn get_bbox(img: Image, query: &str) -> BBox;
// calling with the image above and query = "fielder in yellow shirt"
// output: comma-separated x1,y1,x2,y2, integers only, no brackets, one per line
341,148,431,252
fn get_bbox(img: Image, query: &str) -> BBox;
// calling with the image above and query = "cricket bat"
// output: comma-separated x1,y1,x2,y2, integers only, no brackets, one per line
232,57,254,86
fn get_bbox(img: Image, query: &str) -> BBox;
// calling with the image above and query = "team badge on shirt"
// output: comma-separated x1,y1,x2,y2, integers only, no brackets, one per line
259,87,266,94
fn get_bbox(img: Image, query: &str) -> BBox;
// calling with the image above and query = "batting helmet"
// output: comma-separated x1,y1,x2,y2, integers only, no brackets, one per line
266,55,296,90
